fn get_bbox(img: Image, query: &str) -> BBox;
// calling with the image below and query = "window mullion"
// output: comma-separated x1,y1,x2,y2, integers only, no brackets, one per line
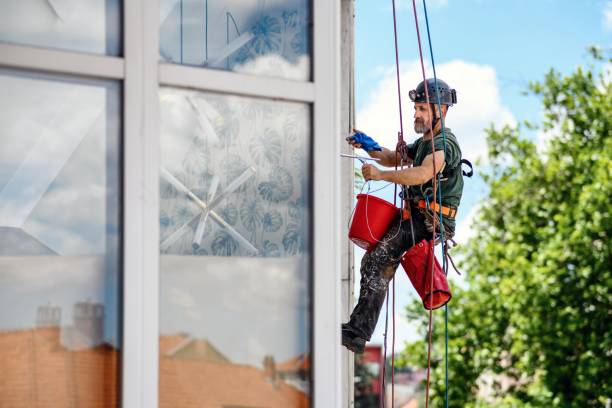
159,63,315,103
0,43,124,79
122,0,160,407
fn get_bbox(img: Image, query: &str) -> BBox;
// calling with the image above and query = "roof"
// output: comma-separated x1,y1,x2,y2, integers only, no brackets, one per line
0,327,309,408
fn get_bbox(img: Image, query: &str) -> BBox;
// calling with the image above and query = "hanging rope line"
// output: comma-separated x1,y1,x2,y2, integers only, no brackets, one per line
382,1,408,406
412,0,438,408
421,1,451,407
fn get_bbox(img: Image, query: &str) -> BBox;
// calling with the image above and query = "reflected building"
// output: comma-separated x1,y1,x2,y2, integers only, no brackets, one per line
0,303,119,408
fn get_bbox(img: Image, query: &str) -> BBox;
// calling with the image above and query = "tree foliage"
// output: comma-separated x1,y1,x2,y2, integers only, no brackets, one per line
398,48,611,407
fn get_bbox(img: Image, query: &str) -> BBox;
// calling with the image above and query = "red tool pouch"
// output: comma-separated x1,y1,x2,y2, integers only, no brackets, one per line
401,240,451,310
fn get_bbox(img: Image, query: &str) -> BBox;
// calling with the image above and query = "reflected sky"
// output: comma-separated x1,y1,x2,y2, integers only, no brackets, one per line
161,255,309,367
0,69,121,347
160,0,311,80
0,0,121,55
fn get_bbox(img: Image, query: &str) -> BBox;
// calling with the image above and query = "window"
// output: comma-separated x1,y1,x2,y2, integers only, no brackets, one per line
159,0,311,80
158,88,311,407
0,0,121,55
0,69,121,407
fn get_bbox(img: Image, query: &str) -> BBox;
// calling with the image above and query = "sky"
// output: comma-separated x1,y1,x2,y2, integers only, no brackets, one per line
353,0,612,347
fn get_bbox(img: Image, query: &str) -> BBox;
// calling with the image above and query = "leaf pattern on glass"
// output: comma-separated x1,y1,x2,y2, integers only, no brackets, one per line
258,166,294,203
288,198,304,221
291,147,307,172
262,210,283,233
283,118,299,143
225,154,251,193
211,101,239,145
193,246,209,256
211,231,237,256
262,240,281,257
160,211,170,228
231,45,254,69
282,10,299,29
160,179,177,199
220,204,238,226
251,16,282,54
283,223,301,255
290,26,309,55
240,199,264,232
250,129,282,166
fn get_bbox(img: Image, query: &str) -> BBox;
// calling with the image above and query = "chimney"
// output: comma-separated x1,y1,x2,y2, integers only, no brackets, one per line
263,355,279,388
35,303,62,346
73,300,104,347
36,303,61,327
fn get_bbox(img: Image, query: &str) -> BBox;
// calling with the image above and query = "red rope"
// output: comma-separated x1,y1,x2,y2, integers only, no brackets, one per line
409,1,441,407
388,1,408,406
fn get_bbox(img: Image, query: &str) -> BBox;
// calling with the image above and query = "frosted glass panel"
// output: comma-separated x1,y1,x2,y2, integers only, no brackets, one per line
160,0,311,80
159,87,311,407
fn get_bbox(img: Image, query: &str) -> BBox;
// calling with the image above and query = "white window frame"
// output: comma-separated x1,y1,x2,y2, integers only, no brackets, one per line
0,0,342,406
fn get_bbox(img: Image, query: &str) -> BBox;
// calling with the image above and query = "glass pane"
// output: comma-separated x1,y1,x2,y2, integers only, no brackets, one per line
160,0,311,81
159,88,311,407
0,69,121,407
0,0,121,56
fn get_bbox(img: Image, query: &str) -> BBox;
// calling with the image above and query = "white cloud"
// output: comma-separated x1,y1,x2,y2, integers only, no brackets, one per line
604,1,612,31
453,203,480,246
356,59,516,164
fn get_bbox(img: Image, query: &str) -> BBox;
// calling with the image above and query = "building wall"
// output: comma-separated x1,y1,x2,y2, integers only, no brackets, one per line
0,1,348,406
341,0,357,406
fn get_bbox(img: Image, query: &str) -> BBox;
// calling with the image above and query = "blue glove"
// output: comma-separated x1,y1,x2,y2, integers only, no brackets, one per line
348,131,382,152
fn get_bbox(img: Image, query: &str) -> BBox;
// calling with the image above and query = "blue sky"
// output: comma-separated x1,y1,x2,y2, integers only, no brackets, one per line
355,0,611,121
352,0,611,346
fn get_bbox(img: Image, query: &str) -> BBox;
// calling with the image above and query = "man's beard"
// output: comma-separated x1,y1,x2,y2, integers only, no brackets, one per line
414,119,429,134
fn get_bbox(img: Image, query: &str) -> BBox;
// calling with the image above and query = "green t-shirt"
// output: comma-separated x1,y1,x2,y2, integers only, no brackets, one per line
407,128,464,231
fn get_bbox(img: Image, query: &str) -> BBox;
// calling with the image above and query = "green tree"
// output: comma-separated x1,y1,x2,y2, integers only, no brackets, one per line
398,48,611,407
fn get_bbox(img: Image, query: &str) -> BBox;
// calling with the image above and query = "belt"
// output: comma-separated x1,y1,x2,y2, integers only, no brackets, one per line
417,200,458,219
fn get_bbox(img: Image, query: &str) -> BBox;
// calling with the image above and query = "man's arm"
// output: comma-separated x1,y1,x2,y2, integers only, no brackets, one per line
362,150,445,185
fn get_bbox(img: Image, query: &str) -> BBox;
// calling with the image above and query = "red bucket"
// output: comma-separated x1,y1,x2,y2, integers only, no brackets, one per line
401,240,451,310
349,194,400,251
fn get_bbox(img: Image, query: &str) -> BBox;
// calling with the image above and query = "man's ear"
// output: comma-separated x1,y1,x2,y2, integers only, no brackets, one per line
440,104,448,118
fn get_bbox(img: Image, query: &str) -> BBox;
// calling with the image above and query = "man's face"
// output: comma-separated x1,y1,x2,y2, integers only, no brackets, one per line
413,102,433,134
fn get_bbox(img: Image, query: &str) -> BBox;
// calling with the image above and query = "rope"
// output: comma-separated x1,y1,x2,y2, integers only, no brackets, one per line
421,1,451,406
387,0,409,405
408,1,443,407
180,0,184,63
205,0,208,61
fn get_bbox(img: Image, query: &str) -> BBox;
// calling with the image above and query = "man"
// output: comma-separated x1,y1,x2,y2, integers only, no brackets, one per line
342,78,467,353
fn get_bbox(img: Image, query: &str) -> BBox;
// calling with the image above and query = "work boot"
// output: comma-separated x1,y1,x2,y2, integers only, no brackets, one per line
341,324,366,354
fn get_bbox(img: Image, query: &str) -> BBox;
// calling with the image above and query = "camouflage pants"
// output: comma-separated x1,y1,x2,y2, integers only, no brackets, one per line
345,209,430,341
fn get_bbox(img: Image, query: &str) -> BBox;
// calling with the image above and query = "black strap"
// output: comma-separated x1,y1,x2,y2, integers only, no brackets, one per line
441,158,473,179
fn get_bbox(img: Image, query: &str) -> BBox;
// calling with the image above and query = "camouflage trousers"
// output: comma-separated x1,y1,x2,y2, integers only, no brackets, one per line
345,208,430,341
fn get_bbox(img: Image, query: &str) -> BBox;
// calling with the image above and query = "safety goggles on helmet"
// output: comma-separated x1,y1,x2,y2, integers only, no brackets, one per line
409,78,457,106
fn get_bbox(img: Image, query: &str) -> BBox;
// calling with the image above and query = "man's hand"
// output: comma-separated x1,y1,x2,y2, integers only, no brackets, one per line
346,129,363,149
362,164,383,181
346,129,382,153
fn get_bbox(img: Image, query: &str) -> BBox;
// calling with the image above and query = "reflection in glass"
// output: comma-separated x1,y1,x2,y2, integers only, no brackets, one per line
0,69,121,407
0,0,121,56
159,88,311,407
160,0,311,80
